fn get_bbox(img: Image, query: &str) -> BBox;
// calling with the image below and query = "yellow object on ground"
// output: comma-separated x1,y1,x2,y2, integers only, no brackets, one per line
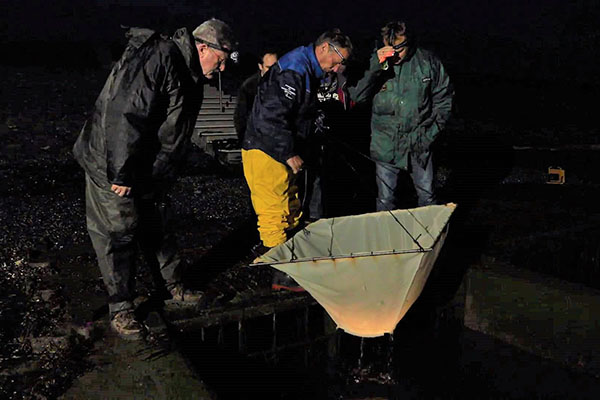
242,149,302,248
253,204,456,337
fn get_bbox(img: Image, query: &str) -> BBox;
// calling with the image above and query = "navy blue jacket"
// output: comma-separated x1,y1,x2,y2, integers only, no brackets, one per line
242,44,324,164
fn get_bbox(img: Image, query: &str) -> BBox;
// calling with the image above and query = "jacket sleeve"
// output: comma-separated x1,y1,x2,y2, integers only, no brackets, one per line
255,70,304,163
151,51,196,184
104,44,180,187
234,78,252,141
348,53,388,104
103,62,147,187
418,56,454,148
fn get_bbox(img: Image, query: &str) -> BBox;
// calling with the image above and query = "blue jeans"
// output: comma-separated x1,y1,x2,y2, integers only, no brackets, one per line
375,153,435,211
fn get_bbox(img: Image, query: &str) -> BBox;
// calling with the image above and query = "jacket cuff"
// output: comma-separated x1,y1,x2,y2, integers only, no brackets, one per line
277,149,296,166
107,171,130,187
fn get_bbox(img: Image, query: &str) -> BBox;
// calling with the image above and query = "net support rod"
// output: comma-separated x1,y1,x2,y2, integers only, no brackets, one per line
250,246,432,267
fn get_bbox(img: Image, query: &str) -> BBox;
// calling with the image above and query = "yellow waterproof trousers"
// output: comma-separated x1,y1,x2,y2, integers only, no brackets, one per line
242,149,302,247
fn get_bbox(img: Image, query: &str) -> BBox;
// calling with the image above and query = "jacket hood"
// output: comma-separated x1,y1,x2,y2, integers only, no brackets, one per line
123,27,202,84
124,27,158,49
171,27,203,84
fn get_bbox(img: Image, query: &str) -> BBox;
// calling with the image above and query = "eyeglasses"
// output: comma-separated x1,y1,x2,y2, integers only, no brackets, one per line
327,42,347,65
210,48,227,69
195,37,239,64
391,39,409,52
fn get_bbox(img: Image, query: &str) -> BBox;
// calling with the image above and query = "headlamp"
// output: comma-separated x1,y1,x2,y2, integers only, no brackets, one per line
194,38,239,64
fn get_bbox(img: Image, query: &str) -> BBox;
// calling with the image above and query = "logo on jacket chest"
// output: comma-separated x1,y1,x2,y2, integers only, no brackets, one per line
317,91,339,102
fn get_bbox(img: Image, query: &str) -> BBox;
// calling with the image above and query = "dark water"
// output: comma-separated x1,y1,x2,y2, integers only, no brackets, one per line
172,295,600,399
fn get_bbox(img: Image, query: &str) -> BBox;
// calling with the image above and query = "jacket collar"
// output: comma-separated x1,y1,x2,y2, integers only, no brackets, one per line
172,27,202,84
306,44,324,80
396,46,417,66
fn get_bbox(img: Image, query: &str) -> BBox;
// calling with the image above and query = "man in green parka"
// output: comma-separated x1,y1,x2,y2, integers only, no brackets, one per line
350,20,453,210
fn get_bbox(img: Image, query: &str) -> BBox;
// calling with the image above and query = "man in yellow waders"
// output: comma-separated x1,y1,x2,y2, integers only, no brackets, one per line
242,29,352,290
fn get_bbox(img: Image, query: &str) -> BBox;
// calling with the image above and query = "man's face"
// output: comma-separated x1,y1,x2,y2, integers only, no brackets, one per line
316,42,350,73
197,43,227,79
384,34,409,64
258,53,278,76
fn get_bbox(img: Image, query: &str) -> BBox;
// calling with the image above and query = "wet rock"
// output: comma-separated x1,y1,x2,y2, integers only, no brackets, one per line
69,322,96,340
19,238,55,269
29,336,69,354
144,312,167,335
38,289,56,302
5,117,18,130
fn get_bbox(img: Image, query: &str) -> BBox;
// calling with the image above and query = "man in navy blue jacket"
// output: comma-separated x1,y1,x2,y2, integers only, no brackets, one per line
242,29,352,290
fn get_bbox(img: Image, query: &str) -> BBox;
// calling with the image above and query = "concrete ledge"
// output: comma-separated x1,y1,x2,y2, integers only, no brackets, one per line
60,332,213,400
464,260,600,376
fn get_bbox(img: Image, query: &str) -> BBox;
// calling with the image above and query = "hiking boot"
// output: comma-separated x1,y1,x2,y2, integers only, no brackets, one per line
110,310,145,340
272,270,306,292
168,284,204,303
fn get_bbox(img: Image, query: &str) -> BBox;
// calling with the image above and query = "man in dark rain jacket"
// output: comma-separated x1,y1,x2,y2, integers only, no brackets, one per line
306,66,353,220
350,20,453,210
242,29,352,291
233,50,278,141
73,19,237,340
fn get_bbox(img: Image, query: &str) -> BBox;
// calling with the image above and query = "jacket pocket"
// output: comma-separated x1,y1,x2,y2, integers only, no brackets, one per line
370,117,396,163
372,91,396,116
419,76,432,106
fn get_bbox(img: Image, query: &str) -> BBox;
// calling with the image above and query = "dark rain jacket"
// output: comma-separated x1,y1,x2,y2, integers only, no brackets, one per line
315,72,353,135
350,47,453,168
233,72,260,141
242,44,324,165
73,27,204,192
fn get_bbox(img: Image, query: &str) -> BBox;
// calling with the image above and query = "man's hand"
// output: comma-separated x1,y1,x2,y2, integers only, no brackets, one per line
286,155,304,174
111,184,132,197
377,46,396,64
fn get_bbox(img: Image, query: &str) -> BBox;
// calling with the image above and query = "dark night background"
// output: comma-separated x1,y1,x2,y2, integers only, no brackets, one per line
2,1,600,398
1,0,599,131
